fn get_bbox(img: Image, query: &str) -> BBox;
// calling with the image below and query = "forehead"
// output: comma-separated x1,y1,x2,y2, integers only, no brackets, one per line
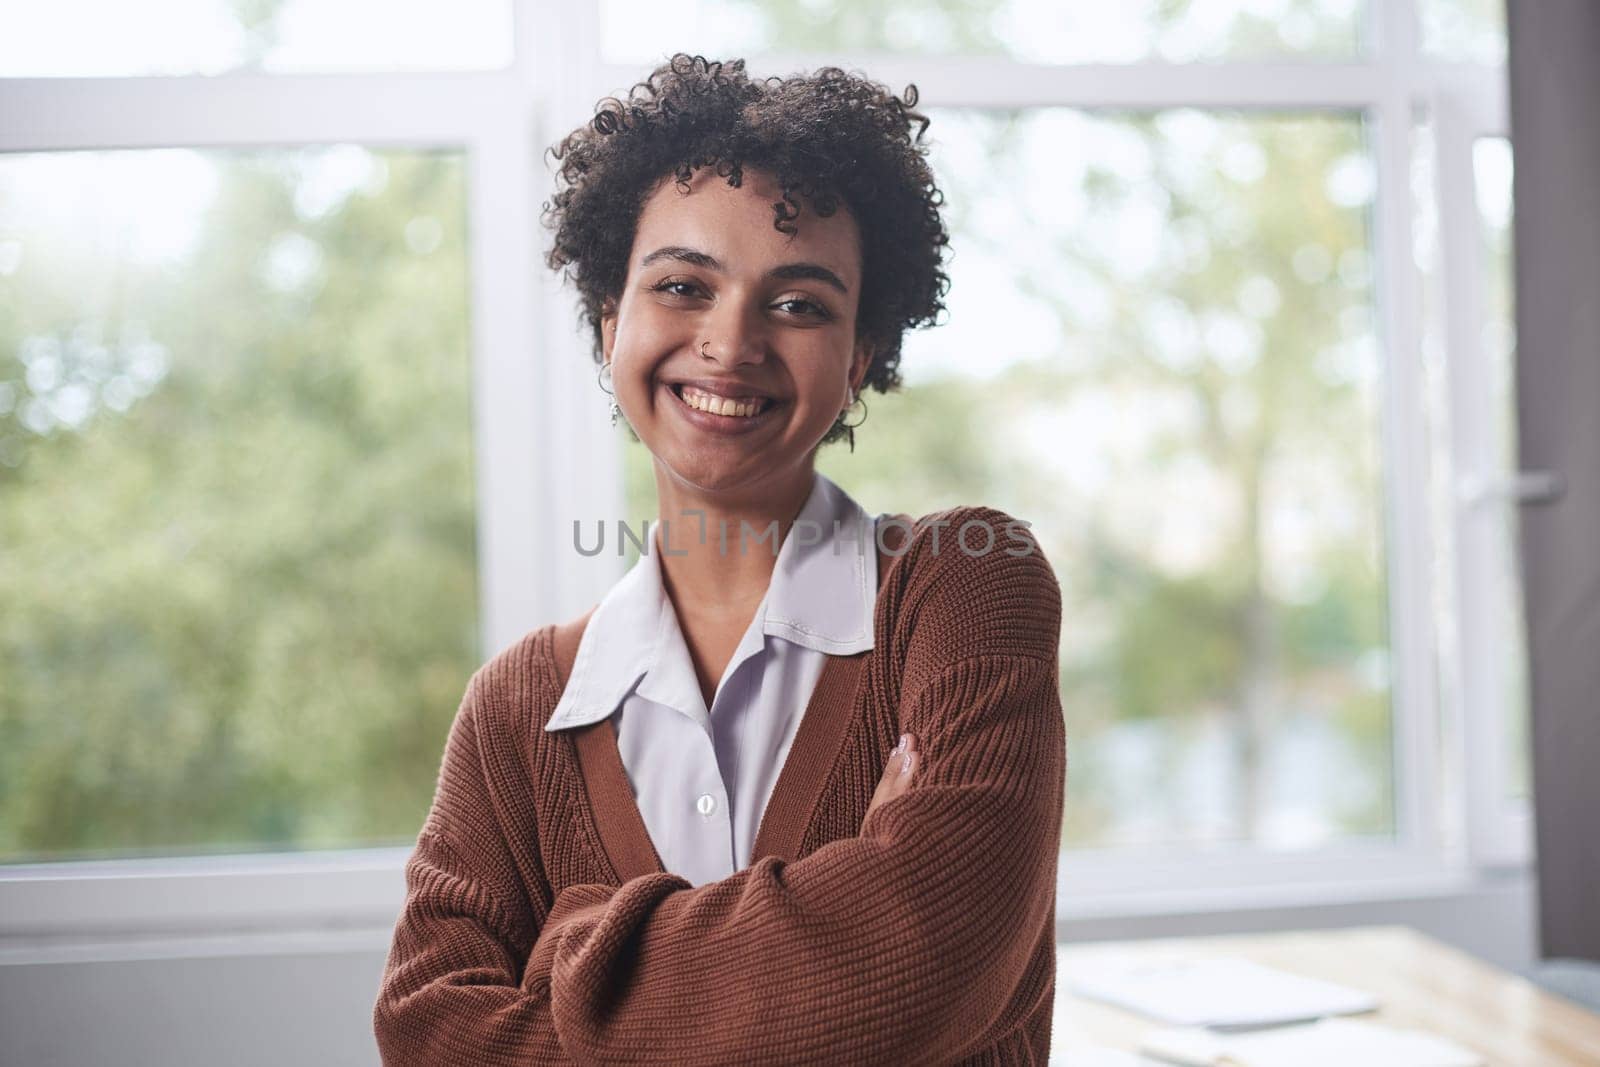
630,166,861,282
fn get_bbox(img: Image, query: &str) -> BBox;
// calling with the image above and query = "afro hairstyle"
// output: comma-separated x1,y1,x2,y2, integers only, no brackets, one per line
541,52,952,445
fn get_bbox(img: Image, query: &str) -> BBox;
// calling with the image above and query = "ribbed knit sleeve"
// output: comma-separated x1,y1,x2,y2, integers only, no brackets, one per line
373,677,572,1065
526,524,1066,1063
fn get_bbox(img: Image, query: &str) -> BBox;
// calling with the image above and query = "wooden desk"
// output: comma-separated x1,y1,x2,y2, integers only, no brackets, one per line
1051,926,1600,1066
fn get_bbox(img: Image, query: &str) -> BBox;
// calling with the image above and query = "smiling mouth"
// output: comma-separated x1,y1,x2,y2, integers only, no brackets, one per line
671,383,775,419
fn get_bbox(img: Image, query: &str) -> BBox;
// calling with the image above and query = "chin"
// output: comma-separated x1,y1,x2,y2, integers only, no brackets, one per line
649,438,816,499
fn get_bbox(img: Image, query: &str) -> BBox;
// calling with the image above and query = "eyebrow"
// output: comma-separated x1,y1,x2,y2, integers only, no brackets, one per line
638,245,850,295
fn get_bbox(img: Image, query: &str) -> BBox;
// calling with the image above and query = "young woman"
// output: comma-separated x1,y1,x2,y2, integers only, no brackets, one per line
375,54,1066,1065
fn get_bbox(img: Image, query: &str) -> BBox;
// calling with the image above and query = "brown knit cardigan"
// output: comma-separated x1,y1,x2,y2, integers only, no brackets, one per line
373,505,1067,1065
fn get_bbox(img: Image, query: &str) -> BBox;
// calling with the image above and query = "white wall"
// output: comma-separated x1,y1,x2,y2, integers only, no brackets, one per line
0,944,388,1067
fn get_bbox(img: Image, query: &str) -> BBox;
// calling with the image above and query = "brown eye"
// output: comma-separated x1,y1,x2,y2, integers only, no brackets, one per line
774,297,832,321
651,279,704,299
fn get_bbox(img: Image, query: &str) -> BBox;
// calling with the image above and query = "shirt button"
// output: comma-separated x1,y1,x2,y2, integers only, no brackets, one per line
696,793,717,817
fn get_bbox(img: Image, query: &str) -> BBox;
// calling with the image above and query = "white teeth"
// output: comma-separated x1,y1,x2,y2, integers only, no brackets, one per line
679,385,767,418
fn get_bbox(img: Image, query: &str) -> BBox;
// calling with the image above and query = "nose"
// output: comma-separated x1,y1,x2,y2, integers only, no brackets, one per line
697,302,767,368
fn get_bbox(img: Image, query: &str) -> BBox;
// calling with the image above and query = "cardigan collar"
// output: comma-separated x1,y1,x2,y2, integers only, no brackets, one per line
548,512,907,879
544,470,877,733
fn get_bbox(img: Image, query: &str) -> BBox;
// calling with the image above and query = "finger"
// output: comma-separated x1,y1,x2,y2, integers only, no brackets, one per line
868,735,920,817
896,733,917,772
880,743,917,799
867,745,905,818
887,734,916,777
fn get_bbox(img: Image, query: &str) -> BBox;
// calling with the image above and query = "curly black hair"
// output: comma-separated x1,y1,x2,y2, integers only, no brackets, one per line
541,53,952,445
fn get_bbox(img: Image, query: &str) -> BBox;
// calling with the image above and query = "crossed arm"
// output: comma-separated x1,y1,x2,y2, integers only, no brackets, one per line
374,536,1066,1065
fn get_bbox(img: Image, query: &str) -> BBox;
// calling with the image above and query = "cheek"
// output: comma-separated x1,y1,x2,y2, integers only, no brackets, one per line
800,356,852,408
609,328,667,392
614,300,690,354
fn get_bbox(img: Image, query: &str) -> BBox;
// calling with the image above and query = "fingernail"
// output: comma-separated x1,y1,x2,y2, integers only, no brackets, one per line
899,751,913,776
898,733,910,751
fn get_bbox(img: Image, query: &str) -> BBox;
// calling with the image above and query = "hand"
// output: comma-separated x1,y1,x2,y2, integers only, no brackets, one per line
865,732,918,823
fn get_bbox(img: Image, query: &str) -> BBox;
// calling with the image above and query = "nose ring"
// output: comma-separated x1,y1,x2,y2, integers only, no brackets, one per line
700,340,712,357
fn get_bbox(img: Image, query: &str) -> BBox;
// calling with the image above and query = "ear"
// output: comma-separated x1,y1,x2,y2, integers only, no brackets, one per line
848,337,875,395
599,301,618,365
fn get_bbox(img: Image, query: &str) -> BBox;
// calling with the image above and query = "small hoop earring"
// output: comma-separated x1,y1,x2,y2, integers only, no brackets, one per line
839,390,868,429
597,362,621,427
838,389,868,453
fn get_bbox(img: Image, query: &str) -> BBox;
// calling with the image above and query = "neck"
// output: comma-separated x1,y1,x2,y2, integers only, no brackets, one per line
652,463,817,621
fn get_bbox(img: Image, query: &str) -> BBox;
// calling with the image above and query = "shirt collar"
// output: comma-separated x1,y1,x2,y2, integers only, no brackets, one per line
545,470,877,732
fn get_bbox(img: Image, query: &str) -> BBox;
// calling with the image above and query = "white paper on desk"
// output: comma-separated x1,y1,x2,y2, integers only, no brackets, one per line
1045,1044,1146,1067
1140,1018,1485,1067
1067,956,1377,1027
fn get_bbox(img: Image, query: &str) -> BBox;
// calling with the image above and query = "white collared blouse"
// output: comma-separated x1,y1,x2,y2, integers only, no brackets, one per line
544,471,881,887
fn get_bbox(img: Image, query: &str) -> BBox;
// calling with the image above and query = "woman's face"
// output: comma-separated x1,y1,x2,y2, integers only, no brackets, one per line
601,166,872,500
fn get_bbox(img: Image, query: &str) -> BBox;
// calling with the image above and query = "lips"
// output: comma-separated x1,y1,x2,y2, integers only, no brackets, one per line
661,379,783,435
674,383,772,418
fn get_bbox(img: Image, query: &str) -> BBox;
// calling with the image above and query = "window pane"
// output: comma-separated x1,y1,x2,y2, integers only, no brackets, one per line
0,0,513,77
0,147,478,862
1420,0,1506,64
602,0,1368,65
622,109,1394,850
1472,135,1529,802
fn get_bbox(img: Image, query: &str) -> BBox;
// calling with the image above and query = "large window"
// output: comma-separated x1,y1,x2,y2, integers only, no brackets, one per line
2,0,1523,931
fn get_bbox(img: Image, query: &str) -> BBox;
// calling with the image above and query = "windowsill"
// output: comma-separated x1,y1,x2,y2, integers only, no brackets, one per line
1054,861,1538,973
1055,841,1526,919
0,847,413,944
1,842,1534,965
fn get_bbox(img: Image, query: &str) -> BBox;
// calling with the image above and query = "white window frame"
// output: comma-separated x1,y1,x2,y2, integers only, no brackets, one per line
0,0,1527,947
1431,87,1534,871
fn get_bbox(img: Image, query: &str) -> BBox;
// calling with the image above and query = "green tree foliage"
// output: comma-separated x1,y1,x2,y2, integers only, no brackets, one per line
0,149,478,861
